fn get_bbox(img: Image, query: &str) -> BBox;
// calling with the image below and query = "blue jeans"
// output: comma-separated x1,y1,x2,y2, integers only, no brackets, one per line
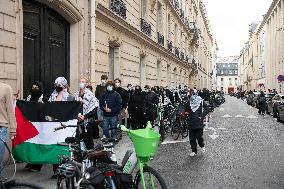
102,116,118,139
0,127,8,176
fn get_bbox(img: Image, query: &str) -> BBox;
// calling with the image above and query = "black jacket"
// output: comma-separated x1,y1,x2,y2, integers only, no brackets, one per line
188,101,210,129
95,85,106,101
114,87,128,109
99,90,122,117
143,91,159,112
128,92,146,114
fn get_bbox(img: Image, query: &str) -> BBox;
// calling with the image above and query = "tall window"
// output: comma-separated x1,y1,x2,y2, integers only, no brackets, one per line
235,78,237,85
157,3,163,32
229,78,232,85
221,78,224,85
141,0,147,18
140,56,146,87
174,24,178,46
167,14,171,41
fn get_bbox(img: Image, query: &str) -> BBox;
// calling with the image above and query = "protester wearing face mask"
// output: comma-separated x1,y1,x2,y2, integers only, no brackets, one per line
74,77,99,149
95,75,108,139
24,81,47,172
99,81,122,141
48,77,74,178
128,85,146,130
95,75,108,101
113,78,127,140
49,77,74,102
143,85,159,125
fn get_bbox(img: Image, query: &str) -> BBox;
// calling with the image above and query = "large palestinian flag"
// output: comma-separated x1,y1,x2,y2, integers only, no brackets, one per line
12,100,80,164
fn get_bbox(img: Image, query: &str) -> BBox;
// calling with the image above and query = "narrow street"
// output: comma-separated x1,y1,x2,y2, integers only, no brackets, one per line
152,96,284,189
10,96,284,188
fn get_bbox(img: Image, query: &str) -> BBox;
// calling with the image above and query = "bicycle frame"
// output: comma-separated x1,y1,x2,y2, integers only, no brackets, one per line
120,124,160,189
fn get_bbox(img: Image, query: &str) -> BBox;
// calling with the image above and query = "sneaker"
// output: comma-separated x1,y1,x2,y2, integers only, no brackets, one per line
189,152,197,157
201,147,206,153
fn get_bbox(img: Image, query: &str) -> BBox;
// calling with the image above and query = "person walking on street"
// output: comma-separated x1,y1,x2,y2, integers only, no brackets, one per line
74,77,99,149
25,81,47,172
128,85,146,129
188,89,210,157
0,82,16,176
99,81,122,142
257,91,266,115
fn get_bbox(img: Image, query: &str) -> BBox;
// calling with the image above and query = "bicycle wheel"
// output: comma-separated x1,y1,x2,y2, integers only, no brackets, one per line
170,122,181,140
4,180,43,189
134,166,167,189
57,176,75,189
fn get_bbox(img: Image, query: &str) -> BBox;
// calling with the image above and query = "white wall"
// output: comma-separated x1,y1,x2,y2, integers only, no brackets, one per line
217,75,239,93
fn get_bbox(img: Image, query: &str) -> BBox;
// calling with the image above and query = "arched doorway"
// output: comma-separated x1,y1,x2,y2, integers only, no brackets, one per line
23,0,70,97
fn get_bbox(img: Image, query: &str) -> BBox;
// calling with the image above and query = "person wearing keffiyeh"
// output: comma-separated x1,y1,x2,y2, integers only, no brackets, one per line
187,89,210,157
49,77,72,102
48,76,74,178
74,77,99,148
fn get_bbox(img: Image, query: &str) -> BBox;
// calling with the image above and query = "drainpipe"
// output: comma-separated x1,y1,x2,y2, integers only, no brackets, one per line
90,0,96,86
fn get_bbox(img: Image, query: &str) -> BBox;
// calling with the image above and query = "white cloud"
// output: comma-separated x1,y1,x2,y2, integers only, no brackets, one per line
203,0,273,57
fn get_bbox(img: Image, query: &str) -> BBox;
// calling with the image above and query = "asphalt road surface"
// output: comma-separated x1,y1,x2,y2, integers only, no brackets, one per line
6,96,284,188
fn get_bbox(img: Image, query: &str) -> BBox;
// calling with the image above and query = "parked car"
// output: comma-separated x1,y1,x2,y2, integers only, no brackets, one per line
266,94,284,117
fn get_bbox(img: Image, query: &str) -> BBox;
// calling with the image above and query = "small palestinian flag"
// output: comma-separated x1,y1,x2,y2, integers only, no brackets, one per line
12,100,80,164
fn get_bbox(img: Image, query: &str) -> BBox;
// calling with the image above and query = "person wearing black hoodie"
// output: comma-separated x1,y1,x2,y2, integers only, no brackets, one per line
144,85,159,124
128,85,146,129
25,81,47,172
188,89,210,157
99,81,122,141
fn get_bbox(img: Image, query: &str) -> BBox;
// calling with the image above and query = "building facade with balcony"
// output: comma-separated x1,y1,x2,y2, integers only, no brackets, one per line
239,0,284,93
0,0,215,98
216,57,239,94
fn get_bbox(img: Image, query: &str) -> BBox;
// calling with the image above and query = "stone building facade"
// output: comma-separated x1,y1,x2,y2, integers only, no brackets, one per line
239,0,284,93
0,0,214,98
216,57,239,94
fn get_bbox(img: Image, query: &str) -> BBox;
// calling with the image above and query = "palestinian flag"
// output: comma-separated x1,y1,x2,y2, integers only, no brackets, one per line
12,100,80,164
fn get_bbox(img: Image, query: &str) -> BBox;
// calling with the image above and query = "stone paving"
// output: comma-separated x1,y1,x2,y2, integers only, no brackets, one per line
3,96,284,188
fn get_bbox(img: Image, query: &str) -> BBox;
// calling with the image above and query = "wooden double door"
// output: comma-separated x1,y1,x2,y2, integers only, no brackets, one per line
23,0,70,98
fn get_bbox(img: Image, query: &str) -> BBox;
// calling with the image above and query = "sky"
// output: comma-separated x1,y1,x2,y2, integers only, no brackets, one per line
203,0,273,57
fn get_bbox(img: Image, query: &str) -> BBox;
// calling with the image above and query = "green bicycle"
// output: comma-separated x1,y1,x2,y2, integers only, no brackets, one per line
120,122,168,189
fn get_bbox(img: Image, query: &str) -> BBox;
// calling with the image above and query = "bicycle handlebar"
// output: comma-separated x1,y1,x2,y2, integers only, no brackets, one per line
54,124,77,131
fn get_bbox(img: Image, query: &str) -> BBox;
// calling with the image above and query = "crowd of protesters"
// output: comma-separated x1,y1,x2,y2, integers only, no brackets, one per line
0,75,221,176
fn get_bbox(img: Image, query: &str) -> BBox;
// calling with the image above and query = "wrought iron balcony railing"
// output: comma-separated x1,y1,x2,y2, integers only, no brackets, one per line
157,32,164,46
167,40,173,52
109,0,127,19
141,18,151,36
174,0,179,10
174,47,180,58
